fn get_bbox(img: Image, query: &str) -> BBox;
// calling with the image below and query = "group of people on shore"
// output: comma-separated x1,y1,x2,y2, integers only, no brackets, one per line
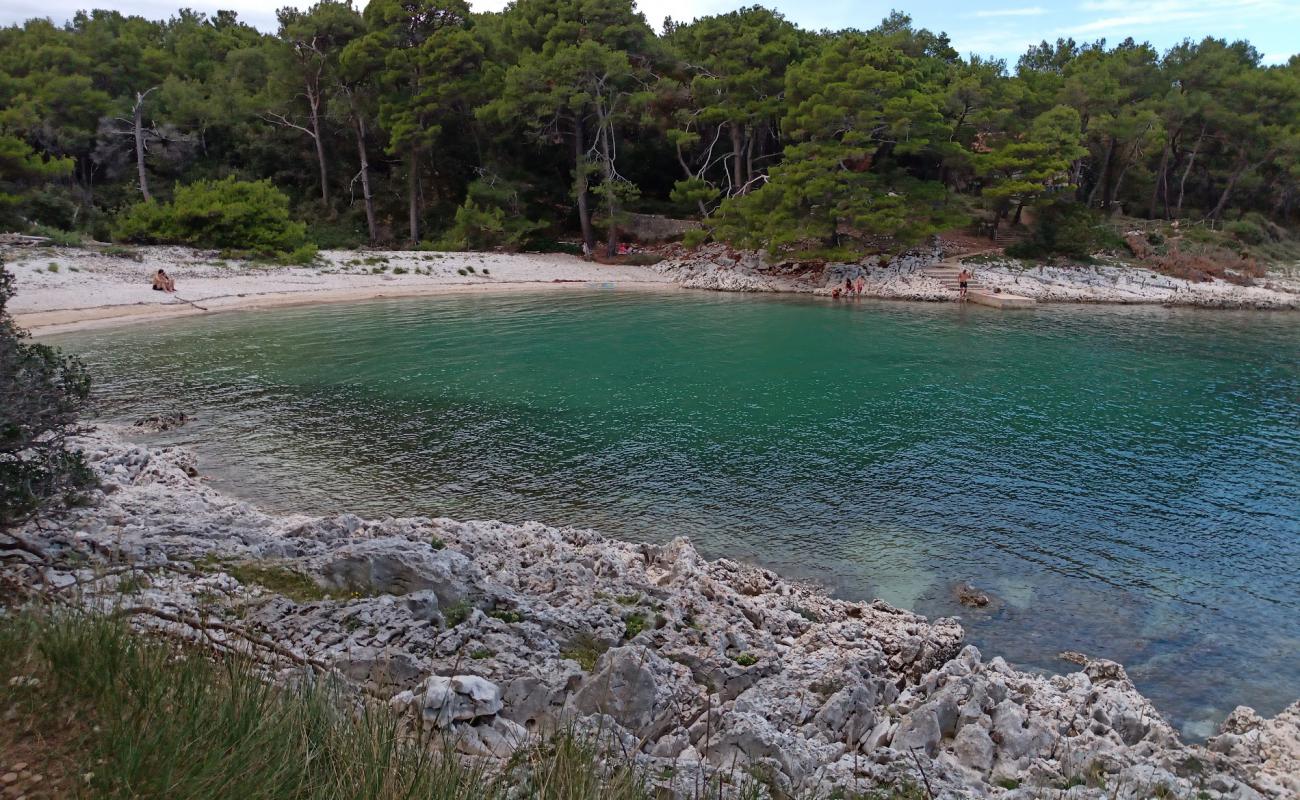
831,275,867,299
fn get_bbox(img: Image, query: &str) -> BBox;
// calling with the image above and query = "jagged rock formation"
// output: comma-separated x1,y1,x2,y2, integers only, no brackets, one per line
4,427,1296,799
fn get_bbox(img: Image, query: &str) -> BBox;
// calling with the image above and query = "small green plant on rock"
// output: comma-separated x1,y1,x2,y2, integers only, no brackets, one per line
47,262,59,272
487,608,523,624
429,536,445,550
442,600,472,627
223,562,334,602
731,652,757,667
470,647,495,660
561,632,608,671
623,613,646,640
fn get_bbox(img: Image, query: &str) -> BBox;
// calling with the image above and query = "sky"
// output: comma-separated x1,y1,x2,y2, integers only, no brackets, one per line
2,0,1298,66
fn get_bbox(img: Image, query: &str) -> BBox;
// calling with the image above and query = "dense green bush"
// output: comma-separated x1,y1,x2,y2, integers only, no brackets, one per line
1006,201,1122,260
1225,219,1267,245
436,178,543,252
114,177,308,255
0,265,95,528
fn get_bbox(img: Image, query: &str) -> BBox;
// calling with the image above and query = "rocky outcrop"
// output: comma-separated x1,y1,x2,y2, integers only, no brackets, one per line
4,427,1296,799
652,242,1300,308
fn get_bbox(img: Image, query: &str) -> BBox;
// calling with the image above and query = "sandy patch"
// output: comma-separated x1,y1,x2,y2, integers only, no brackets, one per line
3,246,676,335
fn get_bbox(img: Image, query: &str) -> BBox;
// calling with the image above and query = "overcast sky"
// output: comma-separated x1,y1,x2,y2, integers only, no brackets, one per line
3,0,1297,66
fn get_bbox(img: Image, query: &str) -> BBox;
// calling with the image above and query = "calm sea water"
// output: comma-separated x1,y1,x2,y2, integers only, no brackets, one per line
49,290,1300,738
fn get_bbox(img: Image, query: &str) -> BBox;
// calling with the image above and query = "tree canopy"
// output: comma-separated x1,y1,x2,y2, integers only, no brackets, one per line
0,3,1296,256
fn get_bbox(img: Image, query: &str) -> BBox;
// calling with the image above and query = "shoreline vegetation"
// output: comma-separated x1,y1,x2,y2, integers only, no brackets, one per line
3,2,1299,291
3,425,1298,799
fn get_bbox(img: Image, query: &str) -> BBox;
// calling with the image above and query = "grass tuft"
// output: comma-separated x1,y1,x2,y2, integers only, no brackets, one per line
561,632,609,672
0,607,663,800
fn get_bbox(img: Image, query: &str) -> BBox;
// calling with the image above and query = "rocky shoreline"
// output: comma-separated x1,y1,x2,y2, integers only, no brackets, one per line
4,427,1297,799
653,245,1300,309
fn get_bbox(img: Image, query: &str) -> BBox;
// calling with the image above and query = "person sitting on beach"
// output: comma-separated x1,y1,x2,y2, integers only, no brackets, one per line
152,269,176,293
831,286,842,299
957,268,971,299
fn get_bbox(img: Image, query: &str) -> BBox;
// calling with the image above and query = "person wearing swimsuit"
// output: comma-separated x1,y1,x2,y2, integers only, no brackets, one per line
152,269,176,293
958,268,971,299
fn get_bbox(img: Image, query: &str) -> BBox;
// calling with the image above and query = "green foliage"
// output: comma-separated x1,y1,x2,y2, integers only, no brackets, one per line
0,265,95,528
222,561,335,601
715,143,966,255
0,3,1297,258
731,652,758,667
114,177,308,255
561,632,609,671
442,600,472,627
1007,200,1122,260
0,607,660,799
437,177,544,251
623,612,646,639
1225,219,1267,245
277,243,320,265
487,608,524,623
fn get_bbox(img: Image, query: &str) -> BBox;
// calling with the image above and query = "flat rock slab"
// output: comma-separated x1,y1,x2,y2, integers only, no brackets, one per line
968,290,1035,308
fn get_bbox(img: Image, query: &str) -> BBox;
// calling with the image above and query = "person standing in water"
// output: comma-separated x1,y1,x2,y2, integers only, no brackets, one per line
854,274,865,297
957,268,971,300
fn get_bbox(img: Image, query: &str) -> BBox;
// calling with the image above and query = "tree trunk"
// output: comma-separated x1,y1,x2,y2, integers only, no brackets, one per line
1208,159,1248,221
1175,125,1205,219
1149,142,1170,219
745,130,755,189
729,122,744,194
407,150,420,244
599,119,618,258
133,90,153,202
308,88,329,206
1087,136,1115,208
572,117,595,256
353,117,377,243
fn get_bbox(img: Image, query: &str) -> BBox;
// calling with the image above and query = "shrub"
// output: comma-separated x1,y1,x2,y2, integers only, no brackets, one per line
114,177,307,255
435,177,544,252
28,223,83,247
681,228,710,248
1225,219,1266,246
731,652,758,667
1006,201,1120,260
277,243,319,266
0,265,95,528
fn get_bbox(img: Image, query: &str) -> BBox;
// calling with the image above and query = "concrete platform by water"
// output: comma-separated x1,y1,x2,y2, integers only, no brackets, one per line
967,290,1035,308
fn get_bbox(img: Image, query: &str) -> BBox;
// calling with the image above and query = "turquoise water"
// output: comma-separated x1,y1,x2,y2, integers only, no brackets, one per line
50,291,1300,738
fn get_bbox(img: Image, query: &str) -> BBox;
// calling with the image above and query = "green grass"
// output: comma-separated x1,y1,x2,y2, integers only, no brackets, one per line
561,632,609,671
487,608,524,624
221,561,338,602
0,608,973,800
0,608,663,800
